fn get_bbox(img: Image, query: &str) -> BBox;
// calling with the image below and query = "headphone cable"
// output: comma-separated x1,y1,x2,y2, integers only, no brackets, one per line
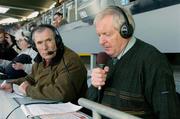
62,56,78,99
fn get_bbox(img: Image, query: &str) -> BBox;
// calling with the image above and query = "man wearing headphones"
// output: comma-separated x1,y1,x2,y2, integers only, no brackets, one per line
0,24,87,103
87,6,180,119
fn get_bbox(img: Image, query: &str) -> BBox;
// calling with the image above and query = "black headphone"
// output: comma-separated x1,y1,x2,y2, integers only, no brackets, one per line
108,6,134,38
30,24,64,52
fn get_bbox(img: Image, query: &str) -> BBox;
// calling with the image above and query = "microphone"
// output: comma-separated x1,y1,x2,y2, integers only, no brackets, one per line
96,52,111,90
47,50,55,55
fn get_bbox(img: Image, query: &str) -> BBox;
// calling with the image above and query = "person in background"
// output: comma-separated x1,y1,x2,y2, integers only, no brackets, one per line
87,6,180,119
52,12,68,28
0,27,18,60
0,24,87,103
28,23,37,32
0,29,37,79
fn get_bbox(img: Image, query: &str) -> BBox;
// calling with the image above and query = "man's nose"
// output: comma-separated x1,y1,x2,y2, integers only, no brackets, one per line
42,42,48,50
99,36,107,45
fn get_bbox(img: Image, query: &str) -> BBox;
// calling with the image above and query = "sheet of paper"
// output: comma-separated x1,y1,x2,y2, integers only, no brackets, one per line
21,102,82,117
40,112,90,119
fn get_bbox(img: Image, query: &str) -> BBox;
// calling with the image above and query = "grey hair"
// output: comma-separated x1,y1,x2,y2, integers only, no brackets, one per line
32,26,56,42
94,6,135,32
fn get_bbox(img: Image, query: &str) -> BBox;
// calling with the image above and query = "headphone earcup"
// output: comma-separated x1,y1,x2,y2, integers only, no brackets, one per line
120,23,133,38
108,6,134,38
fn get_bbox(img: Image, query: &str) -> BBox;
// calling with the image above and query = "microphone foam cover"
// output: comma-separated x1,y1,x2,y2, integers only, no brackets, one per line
96,52,111,65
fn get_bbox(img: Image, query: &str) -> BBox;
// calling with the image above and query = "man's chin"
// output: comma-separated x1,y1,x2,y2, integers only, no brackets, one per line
43,56,52,60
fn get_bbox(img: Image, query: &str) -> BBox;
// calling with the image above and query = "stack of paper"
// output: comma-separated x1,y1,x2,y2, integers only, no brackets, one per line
20,102,82,118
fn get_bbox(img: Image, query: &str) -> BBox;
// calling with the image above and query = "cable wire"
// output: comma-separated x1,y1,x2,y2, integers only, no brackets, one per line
5,105,20,119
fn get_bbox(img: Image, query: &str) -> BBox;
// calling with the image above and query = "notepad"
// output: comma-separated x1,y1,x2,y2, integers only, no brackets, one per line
20,102,82,117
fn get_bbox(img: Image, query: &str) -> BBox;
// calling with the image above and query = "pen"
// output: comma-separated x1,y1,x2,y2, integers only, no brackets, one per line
1,80,7,87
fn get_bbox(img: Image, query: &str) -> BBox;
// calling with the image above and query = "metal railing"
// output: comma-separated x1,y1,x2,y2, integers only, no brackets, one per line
78,98,141,119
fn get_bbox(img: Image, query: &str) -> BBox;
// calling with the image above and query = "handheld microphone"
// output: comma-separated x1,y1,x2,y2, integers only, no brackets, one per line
96,52,110,90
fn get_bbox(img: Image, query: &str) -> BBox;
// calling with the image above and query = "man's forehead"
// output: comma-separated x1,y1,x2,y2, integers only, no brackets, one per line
36,28,53,33
34,28,54,38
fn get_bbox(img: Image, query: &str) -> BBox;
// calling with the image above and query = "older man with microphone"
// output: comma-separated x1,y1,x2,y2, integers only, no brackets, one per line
87,6,180,119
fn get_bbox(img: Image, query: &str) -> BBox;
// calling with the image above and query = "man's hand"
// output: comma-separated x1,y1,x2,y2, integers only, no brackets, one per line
91,66,109,89
18,81,29,95
12,62,24,70
0,81,13,93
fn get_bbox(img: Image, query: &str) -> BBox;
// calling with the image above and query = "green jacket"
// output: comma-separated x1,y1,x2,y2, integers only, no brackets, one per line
16,47,87,102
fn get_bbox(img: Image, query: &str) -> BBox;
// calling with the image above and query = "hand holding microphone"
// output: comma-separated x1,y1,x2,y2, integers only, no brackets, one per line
91,67,109,89
98,66,109,90
91,52,110,90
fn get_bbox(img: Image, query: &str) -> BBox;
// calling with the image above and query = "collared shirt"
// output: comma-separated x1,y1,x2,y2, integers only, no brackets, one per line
117,36,136,60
